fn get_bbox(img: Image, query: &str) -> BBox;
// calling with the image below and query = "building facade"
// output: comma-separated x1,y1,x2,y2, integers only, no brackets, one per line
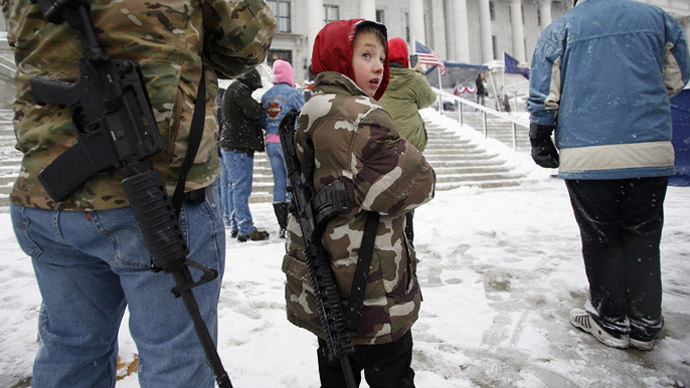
0,0,689,106
267,0,690,85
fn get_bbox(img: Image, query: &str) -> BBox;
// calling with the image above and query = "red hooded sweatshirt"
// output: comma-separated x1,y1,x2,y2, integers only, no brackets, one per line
311,19,390,100
388,37,410,68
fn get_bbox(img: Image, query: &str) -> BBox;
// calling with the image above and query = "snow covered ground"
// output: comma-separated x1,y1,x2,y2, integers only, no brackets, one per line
1,111,689,387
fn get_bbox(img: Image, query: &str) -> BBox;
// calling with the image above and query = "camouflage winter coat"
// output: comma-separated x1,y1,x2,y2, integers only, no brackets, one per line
3,0,275,210
282,71,436,345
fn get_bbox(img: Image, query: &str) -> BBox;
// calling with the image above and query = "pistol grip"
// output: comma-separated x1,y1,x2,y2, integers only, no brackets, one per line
38,129,118,202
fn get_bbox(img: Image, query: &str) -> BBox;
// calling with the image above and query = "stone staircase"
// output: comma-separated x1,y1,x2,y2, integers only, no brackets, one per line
422,116,525,191
247,152,274,203
0,107,528,212
247,112,528,200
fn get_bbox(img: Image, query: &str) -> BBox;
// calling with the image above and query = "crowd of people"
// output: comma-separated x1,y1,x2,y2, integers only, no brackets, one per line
2,0,688,387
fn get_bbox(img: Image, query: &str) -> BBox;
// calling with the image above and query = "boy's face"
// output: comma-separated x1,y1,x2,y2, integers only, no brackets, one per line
352,31,386,97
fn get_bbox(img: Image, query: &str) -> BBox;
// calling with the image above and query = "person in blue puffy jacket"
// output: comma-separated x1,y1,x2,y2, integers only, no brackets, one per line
260,59,305,238
528,0,690,351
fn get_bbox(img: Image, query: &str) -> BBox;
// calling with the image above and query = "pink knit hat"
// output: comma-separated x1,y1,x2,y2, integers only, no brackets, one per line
272,59,296,87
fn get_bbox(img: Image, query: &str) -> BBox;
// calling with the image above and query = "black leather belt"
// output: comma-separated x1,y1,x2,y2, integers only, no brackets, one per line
183,187,206,204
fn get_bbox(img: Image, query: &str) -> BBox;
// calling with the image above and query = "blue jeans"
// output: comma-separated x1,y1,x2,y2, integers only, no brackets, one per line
225,150,255,235
219,152,232,226
11,182,225,388
266,142,289,202
219,149,235,230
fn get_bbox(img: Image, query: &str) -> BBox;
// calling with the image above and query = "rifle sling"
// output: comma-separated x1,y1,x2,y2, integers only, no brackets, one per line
171,68,206,215
345,210,380,333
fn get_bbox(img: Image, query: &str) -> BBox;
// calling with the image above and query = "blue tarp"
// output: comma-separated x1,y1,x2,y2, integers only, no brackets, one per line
423,61,489,76
670,89,690,186
424,61,489,90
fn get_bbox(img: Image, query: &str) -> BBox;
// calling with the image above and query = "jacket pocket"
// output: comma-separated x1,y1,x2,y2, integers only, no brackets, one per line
282,254,317,319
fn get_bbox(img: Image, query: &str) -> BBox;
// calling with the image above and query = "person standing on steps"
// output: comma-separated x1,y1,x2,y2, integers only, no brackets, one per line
261,59,305,238
220,68,270,242
475,72,487,108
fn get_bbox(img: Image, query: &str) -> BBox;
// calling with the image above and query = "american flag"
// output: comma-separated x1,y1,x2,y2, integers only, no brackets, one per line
415,40,446,76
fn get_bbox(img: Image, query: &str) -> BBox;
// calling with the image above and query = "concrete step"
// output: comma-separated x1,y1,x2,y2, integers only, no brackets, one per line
421,109,527,191
426,153,501,162
432,165,514,175
436,178,523,190
428,159,508,168
424,148,486,156
435,172,524,184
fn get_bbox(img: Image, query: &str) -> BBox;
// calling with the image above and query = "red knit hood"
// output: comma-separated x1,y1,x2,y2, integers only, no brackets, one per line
311,19,390,100
388,37,409,68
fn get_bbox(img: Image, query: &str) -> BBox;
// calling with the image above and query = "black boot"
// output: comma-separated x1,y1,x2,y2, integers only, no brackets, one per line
273,201,289,238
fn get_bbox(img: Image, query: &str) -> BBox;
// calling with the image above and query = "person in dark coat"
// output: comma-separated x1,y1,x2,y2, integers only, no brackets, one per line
217,87,232,227
475,72,487,106
220,69,270,241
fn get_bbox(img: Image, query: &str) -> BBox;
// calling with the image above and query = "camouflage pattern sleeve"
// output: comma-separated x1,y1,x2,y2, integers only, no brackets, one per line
350,100,436,216
202,0,276,79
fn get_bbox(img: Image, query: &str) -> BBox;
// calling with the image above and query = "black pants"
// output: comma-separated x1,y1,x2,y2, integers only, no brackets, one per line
317,331,415,388
566,177,667,341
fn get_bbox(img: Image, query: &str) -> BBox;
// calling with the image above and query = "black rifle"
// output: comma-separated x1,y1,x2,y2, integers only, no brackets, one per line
278,109,357,388
30,1,233,387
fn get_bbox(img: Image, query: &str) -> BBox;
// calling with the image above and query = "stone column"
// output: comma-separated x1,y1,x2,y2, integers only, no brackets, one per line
409,0,426,45
479,0,493,62
452,0,471,62
444,0,456,60
538,0,552,30
510,0,526,61
359,0,376,21
306,0,324,59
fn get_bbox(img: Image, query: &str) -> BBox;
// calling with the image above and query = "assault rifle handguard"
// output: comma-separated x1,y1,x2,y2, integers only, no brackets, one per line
30,1,233,387
278,109,357,388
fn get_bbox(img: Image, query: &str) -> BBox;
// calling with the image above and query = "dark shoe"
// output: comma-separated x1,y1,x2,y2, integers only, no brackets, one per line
230,230,238,238
237,229,269,242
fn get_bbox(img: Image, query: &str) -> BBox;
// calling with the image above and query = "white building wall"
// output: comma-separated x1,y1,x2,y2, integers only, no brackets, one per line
0,0,686,90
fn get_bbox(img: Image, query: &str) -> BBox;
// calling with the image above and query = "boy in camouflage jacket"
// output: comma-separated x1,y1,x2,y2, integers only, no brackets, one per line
282,19,435,387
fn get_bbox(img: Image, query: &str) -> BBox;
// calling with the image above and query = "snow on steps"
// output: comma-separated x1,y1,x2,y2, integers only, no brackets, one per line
0,107,528,212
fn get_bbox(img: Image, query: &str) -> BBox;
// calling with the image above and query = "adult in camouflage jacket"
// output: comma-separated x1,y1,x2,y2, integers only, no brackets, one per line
3,1,275,386
282,19,435,387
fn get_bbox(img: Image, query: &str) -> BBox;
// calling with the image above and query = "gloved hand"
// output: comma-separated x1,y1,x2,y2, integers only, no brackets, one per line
529,123,559,168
